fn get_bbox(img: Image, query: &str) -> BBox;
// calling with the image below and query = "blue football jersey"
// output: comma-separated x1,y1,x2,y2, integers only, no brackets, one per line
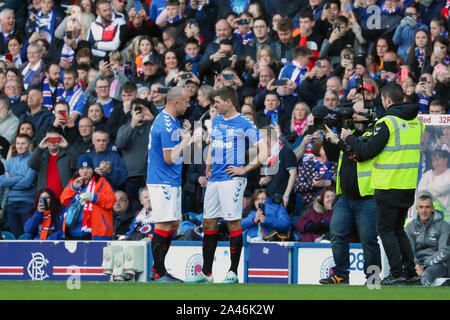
147,111,183,186
209,114,261,182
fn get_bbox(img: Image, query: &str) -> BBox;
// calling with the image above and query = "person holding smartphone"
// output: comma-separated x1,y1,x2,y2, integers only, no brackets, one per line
23,188,63,240
241,189,291,241
28,127,72,200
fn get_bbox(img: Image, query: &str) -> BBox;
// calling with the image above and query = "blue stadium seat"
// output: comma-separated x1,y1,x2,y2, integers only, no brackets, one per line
18,233,32,240
1,231,16,240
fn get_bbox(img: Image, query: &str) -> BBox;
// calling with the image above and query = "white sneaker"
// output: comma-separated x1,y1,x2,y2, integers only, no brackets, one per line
186,271,213,283
222,271,238,284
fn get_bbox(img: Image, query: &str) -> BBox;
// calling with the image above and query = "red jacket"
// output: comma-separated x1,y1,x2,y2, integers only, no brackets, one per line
60,175,116,238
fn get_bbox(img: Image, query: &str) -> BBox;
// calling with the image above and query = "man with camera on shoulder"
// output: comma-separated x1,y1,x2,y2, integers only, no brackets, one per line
340,83,424,286
319,99,381,285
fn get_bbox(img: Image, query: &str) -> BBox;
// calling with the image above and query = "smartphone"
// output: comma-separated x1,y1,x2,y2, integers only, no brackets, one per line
420,76,427,83
383,61,397,73
355,77,363,88
400,68,409,83
334,25,340,33
258,203,265,214
306,125,316,136
103,55,110,64
58,110,67,121
222,73,234,81
5,53,12,63
434,46,441,55
271,113,278,127
135,106,142,113
315,60,321,68
344,3,352,13
273,79,287,86
158,87,170,94
66,31,73,39
134,0,141,14
47,137,61,144
39,196,49,211
181,73,192,80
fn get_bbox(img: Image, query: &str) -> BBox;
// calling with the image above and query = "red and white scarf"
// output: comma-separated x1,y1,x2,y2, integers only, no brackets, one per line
81,177,96,233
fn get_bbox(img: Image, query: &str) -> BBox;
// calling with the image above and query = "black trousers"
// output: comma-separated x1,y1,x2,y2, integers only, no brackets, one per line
375,199,415,278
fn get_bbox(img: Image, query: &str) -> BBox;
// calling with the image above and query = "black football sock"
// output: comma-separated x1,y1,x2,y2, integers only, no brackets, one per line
202,230,218,276
229,229,243,274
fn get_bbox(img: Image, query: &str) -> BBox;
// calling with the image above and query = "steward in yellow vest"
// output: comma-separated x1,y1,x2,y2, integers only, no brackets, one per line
341,83,423,286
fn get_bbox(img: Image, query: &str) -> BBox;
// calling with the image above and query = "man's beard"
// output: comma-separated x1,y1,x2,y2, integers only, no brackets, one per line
49,78,60,87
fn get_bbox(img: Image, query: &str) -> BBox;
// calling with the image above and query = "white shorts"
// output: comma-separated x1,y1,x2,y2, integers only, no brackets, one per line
203,177,247,221
147,184,182,223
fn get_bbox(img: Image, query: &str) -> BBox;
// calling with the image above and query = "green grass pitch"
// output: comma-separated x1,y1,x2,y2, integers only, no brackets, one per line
0,281,449,300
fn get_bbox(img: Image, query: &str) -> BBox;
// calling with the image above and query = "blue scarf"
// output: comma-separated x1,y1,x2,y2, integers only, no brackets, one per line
234,29,254,45
264,105,281,117
314,160,333,180
185,54,202,77
167,14,181,24
35,10,56,44
61,84,84,113
381,2,401,15
42,78,64,110
9,95,21,104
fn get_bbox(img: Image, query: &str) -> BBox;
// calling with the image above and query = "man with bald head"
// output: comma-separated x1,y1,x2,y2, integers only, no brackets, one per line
198,19,243,85
147,86,191,282
20,88,54,142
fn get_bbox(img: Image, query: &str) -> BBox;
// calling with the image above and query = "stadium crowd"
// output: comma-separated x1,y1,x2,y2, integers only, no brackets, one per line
0,0,448,282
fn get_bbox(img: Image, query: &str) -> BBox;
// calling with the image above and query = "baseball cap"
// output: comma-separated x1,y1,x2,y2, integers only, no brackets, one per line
77,154,94,170
142,55,159,65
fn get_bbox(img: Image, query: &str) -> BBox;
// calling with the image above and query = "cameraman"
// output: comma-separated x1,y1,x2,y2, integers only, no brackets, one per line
319,100,381,285
340,83,424,285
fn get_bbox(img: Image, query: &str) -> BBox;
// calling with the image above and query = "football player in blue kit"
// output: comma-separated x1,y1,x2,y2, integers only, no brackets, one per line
187,86,268,284
147,87,192,282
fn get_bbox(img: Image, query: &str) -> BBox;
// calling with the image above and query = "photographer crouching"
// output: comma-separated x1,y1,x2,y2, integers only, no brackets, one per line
318,99,381,285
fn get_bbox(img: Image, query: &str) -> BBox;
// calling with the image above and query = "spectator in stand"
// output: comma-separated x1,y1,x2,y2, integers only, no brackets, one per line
4,79,27,118
112,190,136,238
428,99,447,114
417,149,450,215
283,101,311,144
60,154,115,240
278,46,312,85
25,0,63,46
46,17,92,69
51,100,78,145
429,16,448,41
20,88,54,143
406,29,433,79
406,194,450,286
296,186,335,242
23,188,63,240
119,6,161,51
294,139,337,212
42,62,63,111
1,36,26,68
368,36,397,77
60,67,87,121
0,9,24,56
68,117,95,168
20,43,45,91
243,17,272,60
241,189,291,241
118,187,155,241
393,4,429,61
90,130,128,190
87,0,122,61
115,98,154,203
0,94,19,144
270,17,297,63
0,133,37,238
28,126,73,200
258,125,298,211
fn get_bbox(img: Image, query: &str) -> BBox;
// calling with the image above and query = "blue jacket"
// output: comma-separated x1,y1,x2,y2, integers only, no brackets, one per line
241,198,291,239
89,150,128,190
0,152,37,204
23,209,63,240
393,23,429,61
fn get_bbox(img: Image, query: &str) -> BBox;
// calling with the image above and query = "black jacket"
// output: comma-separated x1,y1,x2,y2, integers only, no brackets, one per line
345,102,420,206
